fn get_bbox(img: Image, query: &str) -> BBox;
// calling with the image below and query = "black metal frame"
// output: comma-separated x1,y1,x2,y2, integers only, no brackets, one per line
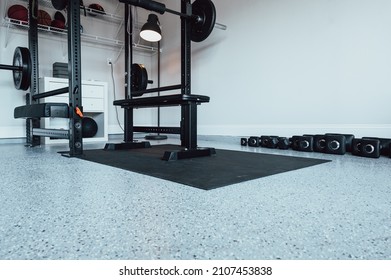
24,0,83,156
65,0,83,156
26,0,40,147
108,0,215,160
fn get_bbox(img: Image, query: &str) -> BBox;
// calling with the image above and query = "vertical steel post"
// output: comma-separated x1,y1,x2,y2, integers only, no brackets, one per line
181,0,197,149
67,0,83,156
124,4,134,142
27,0,40,147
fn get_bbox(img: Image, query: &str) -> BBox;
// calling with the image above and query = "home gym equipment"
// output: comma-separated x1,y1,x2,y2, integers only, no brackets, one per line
291,135,314,152
12,0,84,156
304,134,347,155
7,4,28,22
323,134,347,155
240,138,248,146
54,11,66,23
352,137,391,158
307,134,326,153
131,63,153,96
51,0,85,10
0,47,31,90
108,0,226,160
277,137,291,150
326,133,354,152
37,10,52,26
241,132,390,159
242,136,291,150
51,19,66,30
362,138,391,156
352,138,382,158
119,0,226,42
53,62,68,78
88,3,106,16
247,136,260,147
82,117,98,138
260,136,279,148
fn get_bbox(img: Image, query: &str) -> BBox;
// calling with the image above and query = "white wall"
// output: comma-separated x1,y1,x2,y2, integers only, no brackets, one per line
160,0,391,138
0,1,156,138
2,0,391,140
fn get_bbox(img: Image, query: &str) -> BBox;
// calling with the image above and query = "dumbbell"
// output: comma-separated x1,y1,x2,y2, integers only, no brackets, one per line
362,137,391,157
290,135,314,152
351,138,390,158
240,138,248,146
326,133,354,154
304,134,326,153
277,137,291,150
305,133,354,155
260,136,279,148
247,136,261,147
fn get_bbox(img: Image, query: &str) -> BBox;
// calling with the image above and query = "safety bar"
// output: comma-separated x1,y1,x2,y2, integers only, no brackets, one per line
32,87,69,100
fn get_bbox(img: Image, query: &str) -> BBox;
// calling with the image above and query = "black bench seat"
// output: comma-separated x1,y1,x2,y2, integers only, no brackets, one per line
113,94,210,108
14,103,69,119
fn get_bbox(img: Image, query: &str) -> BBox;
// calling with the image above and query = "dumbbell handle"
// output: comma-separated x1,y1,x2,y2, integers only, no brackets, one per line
0,64,22,71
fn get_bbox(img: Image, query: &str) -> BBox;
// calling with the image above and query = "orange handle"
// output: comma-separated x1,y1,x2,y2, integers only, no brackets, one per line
75,107,84,118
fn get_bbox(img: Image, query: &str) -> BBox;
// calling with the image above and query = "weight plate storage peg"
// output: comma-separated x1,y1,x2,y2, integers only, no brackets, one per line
13,47,31,90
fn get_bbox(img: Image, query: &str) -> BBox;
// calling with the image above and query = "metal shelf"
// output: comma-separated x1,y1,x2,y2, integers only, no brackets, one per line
18,0,124,23
2,0,158,53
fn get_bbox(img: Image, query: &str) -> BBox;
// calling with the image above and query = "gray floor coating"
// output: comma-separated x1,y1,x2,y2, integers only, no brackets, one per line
0,137,390,260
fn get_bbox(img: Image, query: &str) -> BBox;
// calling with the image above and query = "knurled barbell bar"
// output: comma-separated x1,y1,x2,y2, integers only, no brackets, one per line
0,47,31,91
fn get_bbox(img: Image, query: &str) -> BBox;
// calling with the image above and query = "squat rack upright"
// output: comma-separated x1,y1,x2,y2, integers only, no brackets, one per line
14,0,83,156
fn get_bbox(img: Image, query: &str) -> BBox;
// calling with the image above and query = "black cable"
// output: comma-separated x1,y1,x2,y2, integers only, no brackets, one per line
110,62,124,132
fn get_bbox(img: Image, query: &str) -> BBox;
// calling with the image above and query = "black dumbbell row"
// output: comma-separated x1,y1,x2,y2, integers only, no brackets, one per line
241,134,391,159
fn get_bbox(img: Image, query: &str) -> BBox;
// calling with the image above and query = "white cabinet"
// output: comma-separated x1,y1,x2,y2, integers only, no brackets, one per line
40,77,108,144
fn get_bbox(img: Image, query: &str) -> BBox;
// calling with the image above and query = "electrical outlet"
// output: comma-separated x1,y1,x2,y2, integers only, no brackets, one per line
106,58,112,65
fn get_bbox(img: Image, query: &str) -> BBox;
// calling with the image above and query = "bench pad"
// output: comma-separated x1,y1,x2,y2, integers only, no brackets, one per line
14,103,69,119
113,94,210,108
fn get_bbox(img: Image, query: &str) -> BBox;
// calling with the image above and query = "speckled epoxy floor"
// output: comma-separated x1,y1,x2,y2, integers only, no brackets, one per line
0,136,390,260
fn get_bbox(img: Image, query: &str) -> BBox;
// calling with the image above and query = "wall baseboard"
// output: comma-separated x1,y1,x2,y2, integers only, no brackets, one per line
0,126,25,139
2,124,391,142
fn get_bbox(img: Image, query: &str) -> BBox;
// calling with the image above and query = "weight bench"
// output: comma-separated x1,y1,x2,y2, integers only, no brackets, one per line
113,94,209,108
108,94,216,161
14,103,69,119
14,103,71,140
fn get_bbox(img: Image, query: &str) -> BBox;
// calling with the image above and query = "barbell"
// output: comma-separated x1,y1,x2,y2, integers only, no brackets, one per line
0,47,31,91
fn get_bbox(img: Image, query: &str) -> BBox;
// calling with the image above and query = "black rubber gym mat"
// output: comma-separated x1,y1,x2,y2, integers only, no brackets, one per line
77,144,330,190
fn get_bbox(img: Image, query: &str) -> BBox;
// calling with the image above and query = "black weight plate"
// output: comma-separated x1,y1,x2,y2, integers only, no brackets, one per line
191,0,216,42
13,47,31,91
51,0,68,10
54,11,66,24
131,63,148,96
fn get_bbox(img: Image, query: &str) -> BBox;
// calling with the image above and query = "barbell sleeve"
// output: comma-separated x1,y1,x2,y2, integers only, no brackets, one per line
32,86,69,100
215,22,227,31
0,64,22,71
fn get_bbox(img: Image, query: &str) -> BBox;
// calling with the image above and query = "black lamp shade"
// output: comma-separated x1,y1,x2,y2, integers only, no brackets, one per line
140,14,162,42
